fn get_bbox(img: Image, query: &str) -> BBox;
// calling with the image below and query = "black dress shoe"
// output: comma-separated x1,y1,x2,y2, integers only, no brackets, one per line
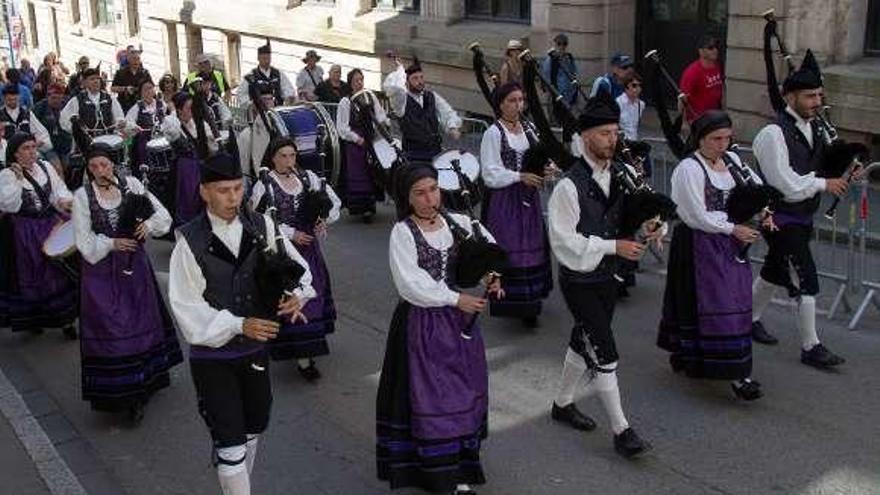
128,401,145,425
62,325,78,341
551,402,597,431
362,211,375,224
298,362,322,382
751,321,778,345
614,427,652,459
731,379,763,401
616,286,630,299
801,343,845,369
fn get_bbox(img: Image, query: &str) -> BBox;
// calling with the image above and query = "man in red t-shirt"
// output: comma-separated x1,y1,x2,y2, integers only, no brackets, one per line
679,35,724,122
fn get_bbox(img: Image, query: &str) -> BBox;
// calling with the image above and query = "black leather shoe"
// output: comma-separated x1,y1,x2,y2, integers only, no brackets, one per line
298,362,322,382
751,321,778,345
801,343,845,369
362,211,375,224
62,325,78,341
551,402,597,431
128,401,145,425
614,427,652,459
731,379,763,401
616,286,630,299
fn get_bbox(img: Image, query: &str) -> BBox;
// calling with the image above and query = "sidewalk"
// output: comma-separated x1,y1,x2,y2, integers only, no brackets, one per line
0,412,51,495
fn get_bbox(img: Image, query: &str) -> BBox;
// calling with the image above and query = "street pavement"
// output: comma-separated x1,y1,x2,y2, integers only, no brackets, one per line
1,201,880,495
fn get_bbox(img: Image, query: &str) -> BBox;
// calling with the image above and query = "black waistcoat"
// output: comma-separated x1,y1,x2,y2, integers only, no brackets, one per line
248,67,283,106
559,158,625,284
76,91,115,134
767,110,826,216
0,106,31,137
400,91,441,156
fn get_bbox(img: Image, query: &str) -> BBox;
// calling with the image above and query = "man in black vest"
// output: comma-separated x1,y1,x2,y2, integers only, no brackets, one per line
383,56,462,161
168,152,314,495
0,84,53,156
751,50,853,368
59,67,125,138
546,92,660,459
239,40,296,108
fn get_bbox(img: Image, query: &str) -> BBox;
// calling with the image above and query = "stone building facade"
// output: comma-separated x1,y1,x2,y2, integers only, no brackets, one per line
16,0,880,146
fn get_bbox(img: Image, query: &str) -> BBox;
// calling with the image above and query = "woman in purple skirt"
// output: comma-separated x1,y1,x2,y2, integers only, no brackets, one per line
72,145,182,422
657,111,764,401
0,133,78,337
250,136,341,381
479,82,552,327
336,68,387,222
377,164,501,495
160,91,217,226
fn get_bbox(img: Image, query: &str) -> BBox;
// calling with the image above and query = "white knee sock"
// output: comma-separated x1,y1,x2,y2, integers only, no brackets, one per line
217,445,250,495
297,358,311,369
594,365,629,435
456,484,472,492
245,434,259,475
752,278,776,322
797,296,821,351
555,348,587,407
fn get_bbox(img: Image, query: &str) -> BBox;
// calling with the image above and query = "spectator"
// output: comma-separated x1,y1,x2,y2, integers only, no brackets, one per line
499,39,525,86
540,33,579,143
158,73,179,113
679,35,724,122
616,72,652,177
185,54,229,101
589,53,634,99
5,69,33,108
314,64,350,105
19,59,36,89
297,50,324,102
67,56,91,97
34,52,69,101
111,49,152,113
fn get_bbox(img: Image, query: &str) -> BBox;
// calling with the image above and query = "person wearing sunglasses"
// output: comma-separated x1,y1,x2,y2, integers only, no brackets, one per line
679,35,725,122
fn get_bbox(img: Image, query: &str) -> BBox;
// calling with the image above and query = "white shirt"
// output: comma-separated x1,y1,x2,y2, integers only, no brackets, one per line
389,213,495,308
239,66,297,107
249,169,342,239
336,94,389,143
236,115,276,177
480,123,531,189
752,106,826,203
296,66,324,101
671,152,762,235
124,99,165,131
59,90,125,133
547,156,619,273
616,94,644,141
168,211,316,348
72,176,172,264
3,106,53,151
382,64,462,132
160,114,219,155
0,160,72,213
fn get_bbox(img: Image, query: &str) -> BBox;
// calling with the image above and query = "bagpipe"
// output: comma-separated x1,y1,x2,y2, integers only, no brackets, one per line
644,49,688,160
762,8,867,219
251,167,307,320
294,163,334,228
724,144,782,263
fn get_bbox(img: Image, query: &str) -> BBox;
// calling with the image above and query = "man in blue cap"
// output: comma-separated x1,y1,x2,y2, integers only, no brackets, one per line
590,53,634,99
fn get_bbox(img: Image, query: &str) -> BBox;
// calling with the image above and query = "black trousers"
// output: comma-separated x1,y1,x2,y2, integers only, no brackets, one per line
760,223,820,297
190,352,273,448
560,278,620,367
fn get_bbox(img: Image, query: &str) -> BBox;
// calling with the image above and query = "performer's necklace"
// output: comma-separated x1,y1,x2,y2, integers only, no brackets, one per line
415,212,438,225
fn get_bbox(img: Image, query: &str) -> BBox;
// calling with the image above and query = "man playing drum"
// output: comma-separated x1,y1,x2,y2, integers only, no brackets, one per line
0,132,78,338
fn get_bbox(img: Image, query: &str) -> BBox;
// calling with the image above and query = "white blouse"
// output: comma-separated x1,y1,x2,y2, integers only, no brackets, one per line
480,123,530,189
160,114,219,154
336,94,389,144
0,161,72,213
752,106,825,203
72,176,172,265
389,213,495,309
382,64,462,131
249,169,342,239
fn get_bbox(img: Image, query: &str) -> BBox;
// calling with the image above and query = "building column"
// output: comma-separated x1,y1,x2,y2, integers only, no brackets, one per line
420,0,464,25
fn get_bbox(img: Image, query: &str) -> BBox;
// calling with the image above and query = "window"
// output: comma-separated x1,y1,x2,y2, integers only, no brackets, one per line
70,0,81,24
27,2,38,49
93,0,113,27
126,0,139,36
466,0,529,22
375,0,419,11
867,0,880,55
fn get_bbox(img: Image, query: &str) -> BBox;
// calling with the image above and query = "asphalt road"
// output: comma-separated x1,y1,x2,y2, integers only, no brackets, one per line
2,200,880,495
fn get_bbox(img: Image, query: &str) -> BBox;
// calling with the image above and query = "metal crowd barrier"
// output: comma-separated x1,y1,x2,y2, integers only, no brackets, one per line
644,137,880,329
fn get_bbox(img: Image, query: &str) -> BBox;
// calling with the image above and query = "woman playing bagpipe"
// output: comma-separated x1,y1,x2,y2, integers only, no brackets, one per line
0,132,78,337
478,82,554,327
160,91,218,226
336,68,388,222
657,111,768,401
71,142,182,423
377,163,504,495
249,136,341,381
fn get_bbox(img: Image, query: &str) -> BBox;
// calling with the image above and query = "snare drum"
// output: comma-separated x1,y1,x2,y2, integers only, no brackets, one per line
372,137,401,170
144,136,175,211
432,150,482,212
42,220,79,282
275,104,340,184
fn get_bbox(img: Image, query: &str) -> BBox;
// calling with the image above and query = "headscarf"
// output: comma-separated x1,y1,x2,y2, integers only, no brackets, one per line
393,163,438,220
5,133,36,166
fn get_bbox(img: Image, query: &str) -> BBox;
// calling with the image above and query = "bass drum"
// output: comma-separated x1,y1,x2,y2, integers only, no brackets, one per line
274,104,340,186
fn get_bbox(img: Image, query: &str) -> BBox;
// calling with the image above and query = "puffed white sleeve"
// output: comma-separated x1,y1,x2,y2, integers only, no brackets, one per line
335,98,362,143
28,112,53,151
264,214,317,304
111,97,125,124
168,235,245,347
307,170,341,225
46,164,73,206
670,159,735,235
753,124,824,201
389,222,460,308
72,187,114,264
479,126,520,188
279,71,297,101
382,64,408,117
161,115,182,141
126,177,172,237
237,77,252,107
124,104,140,130
433,92,462,132
547,178,618,272
0,168,24,213
373,94,389,125
59,97,78,132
